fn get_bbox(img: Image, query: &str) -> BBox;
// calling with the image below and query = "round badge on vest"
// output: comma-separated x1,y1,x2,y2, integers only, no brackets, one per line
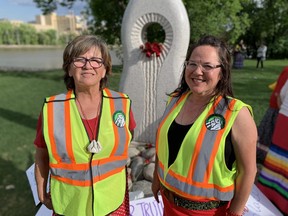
113,111,126,128
205,114,225,131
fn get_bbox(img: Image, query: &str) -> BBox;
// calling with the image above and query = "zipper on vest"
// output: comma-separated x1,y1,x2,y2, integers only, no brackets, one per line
90,93,103,216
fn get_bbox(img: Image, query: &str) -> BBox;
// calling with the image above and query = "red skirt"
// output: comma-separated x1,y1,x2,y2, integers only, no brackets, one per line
257,113,288,215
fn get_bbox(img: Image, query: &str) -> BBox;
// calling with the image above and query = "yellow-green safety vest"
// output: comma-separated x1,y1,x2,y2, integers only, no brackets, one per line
43,88,132,216
156,92,252,201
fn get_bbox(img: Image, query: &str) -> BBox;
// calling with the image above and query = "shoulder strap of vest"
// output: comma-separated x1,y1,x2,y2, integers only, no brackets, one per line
103,88,129,99
161,92,189,119
44,90,75,103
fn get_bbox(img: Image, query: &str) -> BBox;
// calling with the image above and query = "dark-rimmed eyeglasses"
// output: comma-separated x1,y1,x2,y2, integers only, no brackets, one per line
73,57,104,69
184,61,221,73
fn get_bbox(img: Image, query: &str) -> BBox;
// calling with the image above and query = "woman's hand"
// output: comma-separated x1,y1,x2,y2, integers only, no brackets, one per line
42,193,53,210
151,171,160,203
35,147,53,210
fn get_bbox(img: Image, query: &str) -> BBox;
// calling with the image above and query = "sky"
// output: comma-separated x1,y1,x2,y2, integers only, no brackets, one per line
0,0,86,22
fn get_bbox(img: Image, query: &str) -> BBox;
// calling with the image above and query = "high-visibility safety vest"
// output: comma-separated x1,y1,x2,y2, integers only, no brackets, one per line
156,91,252,201
42,88,132,216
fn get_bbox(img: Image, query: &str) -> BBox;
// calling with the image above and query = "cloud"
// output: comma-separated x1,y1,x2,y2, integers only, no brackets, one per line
10,0,35,7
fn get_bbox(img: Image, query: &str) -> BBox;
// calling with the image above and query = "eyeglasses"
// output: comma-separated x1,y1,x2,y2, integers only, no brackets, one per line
73,57,104,69
184,61,221,73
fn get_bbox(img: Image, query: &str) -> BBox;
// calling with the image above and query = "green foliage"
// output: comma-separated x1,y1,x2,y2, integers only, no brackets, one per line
58,32,78,45
183,0,250,44
263,0,288,58
0,21,15,44
0,21,61,45
146,23,165,43
0,21,39,45
33,0,56,14
18,24,38,45
43,30,58,45
88,0,129,45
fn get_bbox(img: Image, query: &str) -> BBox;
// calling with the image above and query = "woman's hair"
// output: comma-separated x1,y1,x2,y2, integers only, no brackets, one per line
171,35,234,99
62,34,112,90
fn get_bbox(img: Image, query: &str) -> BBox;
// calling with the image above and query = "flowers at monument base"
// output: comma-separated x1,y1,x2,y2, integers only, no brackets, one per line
140,42,163,57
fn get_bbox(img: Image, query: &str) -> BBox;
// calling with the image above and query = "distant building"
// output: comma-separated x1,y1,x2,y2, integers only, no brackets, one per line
32,12,87,35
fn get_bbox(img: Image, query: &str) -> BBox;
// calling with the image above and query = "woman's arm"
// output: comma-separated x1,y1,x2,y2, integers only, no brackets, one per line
229,107,257,215
34,147,53,210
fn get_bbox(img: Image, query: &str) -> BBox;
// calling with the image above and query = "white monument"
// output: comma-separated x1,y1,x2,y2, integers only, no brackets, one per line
120,0,190,144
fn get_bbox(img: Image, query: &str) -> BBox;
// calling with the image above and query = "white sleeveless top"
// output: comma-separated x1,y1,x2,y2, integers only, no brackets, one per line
279,80,288,116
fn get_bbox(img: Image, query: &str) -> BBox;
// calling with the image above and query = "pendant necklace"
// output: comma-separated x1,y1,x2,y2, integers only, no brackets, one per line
77,97,102,154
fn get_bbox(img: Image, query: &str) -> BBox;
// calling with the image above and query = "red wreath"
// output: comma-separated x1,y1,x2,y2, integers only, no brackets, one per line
140,42,163,58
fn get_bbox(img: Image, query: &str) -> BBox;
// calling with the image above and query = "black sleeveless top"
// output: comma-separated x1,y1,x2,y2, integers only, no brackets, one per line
167,120,235,169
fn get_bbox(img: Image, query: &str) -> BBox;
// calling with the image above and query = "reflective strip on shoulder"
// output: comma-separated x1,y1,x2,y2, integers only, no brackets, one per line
103,88,128,99
46,90,74,102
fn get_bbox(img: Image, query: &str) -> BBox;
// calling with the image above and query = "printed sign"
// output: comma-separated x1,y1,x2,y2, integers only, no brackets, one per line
130,196,163,216
25,163,40,205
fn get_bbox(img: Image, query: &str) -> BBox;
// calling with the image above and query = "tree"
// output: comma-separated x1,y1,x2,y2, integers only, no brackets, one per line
257,0,288,58
37,29,57,45
88,0,128,45
0,20,60,45
184,0,250,44
33,0,76,14
0,21,15,44
18,24,38,44
263,0,288,45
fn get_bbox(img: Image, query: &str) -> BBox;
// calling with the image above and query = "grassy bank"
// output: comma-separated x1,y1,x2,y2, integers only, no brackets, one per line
0,60,287,215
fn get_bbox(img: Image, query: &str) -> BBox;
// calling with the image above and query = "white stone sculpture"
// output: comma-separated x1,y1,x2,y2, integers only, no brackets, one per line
120,0,190,144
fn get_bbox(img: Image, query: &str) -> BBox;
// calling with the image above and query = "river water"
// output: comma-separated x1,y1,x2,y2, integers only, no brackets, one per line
0,47,121,71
